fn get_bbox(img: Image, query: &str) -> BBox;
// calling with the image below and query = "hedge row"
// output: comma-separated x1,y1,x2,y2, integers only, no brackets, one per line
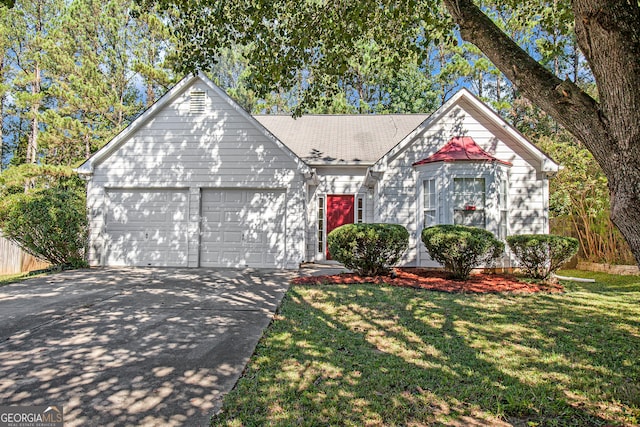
328,223,577,281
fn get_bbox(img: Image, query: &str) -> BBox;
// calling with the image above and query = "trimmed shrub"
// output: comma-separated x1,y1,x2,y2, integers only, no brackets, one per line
327,223,409,276
507,234,579,280
421,224,504,280
0,186,88,268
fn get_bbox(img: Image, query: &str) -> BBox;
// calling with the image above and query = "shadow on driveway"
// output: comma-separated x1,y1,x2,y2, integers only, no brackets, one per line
0,267,292,426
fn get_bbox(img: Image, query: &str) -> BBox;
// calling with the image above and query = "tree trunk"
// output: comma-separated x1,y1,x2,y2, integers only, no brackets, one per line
442,0,640,266
146,82,155,108
572,1,640,266
572,37,579,83
26,63,40,165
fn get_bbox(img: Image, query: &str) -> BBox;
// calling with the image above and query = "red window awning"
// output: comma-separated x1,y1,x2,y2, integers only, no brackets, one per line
413,136,512,166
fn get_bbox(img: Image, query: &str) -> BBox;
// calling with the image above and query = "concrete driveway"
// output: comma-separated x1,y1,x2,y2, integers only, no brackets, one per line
0,267,292,426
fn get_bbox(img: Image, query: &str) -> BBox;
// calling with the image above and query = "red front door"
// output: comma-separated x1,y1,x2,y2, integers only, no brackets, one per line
326,195,355,259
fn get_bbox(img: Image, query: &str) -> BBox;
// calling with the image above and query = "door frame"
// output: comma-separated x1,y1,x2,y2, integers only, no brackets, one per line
317,194,356,261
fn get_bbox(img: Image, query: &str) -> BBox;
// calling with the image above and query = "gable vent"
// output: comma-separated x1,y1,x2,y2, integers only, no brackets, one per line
190,90,206,113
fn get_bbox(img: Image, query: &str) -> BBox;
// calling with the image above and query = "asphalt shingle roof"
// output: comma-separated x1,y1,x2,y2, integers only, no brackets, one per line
254,114,430,165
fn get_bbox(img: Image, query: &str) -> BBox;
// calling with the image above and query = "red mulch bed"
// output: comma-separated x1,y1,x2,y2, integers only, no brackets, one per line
292,268,563,294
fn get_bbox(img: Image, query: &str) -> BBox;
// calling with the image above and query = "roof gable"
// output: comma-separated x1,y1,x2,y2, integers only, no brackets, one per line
373,88,559,173
76,72,310,175
413,136,512,166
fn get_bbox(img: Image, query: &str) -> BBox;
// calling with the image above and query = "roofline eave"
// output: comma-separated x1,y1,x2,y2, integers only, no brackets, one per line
305,161,374,167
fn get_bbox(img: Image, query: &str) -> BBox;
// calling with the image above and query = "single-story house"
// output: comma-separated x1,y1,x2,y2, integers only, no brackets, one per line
76,72,559,269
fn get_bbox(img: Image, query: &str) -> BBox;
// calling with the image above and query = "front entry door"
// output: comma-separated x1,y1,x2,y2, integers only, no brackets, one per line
326,195,355,259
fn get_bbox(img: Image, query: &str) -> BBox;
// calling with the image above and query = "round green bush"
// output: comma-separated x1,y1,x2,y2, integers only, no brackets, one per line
421,224,504,280
506,234,578,280
327,223,409,276
0,186,88,268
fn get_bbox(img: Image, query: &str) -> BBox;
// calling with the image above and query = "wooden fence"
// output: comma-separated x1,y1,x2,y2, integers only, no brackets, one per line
0,233,50,275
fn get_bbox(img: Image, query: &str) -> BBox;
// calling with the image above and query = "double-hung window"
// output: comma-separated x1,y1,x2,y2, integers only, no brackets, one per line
423,179,437,227
498,179,508,239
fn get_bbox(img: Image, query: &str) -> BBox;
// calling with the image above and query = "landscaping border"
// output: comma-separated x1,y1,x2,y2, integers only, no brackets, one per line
577,261,639,275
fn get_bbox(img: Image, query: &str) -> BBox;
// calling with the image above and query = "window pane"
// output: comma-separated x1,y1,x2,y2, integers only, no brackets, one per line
423,179,437,226
475,191,486,208
500,211,508,239
473,178,482,193
452,192,459,209
454,210,486,228
424,210,436,227
453,177,485,210
500,180,507,207
453,178,462,194
423,180,433,209
429,180,436,209
453,178,486,228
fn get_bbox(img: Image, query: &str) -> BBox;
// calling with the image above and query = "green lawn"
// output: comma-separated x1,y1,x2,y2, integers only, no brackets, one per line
0,270,49,286
211,270,640,426
0,272,32,285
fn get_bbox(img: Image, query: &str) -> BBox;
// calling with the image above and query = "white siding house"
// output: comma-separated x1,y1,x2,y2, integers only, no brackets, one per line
78,73,559,269
78,74,310,268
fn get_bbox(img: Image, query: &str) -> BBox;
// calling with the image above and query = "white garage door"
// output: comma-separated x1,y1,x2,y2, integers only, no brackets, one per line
200,189,286,268
103,189,189,266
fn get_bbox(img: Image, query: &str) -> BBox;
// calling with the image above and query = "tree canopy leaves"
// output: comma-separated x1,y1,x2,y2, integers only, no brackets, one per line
1,0,177,169
152,0,452,114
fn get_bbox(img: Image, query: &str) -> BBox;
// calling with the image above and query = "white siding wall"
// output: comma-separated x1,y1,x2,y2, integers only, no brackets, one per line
87,79,307,268
376,100,547,267
314,166,368,195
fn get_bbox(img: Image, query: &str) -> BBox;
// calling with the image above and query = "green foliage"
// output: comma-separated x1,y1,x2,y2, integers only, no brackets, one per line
2,0,175,169
380,59,440,113
151,0,589,117
538,135,634,264
0,163,81,197
507,234,578,280
0,185,87,267
207,41,441,115
151,0,453,115
421,225,504,280
0,165,87,267
39,0,160,165
130,1,176,107
327,223,409,276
